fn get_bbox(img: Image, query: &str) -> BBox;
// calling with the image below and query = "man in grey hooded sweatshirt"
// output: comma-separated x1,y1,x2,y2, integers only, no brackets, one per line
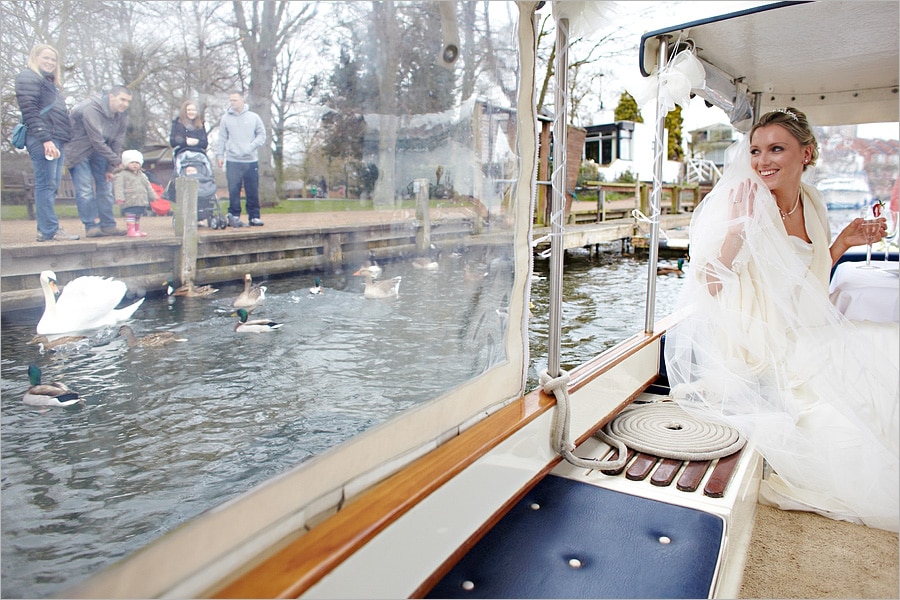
217,91,266,227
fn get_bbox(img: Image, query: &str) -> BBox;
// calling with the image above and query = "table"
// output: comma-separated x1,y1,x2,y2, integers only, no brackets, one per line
829,261,899,323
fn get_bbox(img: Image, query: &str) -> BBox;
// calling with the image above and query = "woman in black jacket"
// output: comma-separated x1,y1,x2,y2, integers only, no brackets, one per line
15,44,77,242
169,101,208,157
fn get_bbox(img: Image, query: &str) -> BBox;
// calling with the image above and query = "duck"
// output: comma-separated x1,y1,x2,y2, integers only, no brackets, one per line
37,270,145,335
232,308,283,333
23,364,82,407
309,277,324,295
359,252,383,278
412,244,441,270
233,273,267,309
27,334,90,354
657,257,686,277
165,280,218,298
352,268,401,299
117,325,187,348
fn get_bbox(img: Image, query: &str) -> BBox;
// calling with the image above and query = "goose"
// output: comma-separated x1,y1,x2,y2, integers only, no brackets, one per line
27,334,90,354
309,277,324,295
353,268,401,299
23,364,82,407
165,280,218,298
117,325,187,348
233,273,267,309
359,252,383,278
232,308,283,333
657,257,686,277
37,270,144,335
412,244,441,270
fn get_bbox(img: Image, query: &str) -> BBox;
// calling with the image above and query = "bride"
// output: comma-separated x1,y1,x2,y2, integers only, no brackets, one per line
664,107,899,532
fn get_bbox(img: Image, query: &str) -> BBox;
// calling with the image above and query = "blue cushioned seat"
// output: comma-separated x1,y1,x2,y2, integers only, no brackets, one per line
426,474,724,599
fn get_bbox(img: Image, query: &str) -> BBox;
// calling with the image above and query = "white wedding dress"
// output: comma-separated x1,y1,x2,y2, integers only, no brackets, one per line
664,138,899,532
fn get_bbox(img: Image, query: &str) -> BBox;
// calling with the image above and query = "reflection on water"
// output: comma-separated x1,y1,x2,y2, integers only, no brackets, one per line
0,245,686,598
1,246,516,598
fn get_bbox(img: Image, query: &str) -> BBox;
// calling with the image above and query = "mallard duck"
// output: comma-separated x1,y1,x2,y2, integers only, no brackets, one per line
165,280,218,297
23,364,82,407
37,270,145,335
232,308,283,332
657,257,686,276
352,268,401,299
27,334,89,354
117,325,187,348
412,244,441,270
309,277,324,295
233,273,267,309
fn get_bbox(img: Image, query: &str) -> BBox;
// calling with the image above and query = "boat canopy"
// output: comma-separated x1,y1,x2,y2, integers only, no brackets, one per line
640,1,899,128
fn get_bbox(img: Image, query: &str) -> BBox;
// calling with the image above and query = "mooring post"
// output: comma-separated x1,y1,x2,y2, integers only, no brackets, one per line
414,178,431,252
174,177,199,287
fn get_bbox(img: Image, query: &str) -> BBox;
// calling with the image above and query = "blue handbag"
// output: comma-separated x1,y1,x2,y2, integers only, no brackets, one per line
11,102,55,150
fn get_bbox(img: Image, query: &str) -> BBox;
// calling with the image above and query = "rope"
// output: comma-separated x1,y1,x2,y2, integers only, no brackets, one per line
599,401,745,461
540,369,628,471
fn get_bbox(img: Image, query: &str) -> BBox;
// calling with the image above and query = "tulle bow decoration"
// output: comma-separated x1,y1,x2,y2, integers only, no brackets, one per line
626,49,705,116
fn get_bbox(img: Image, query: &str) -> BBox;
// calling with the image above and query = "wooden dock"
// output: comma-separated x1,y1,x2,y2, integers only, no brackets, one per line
1,204,692,313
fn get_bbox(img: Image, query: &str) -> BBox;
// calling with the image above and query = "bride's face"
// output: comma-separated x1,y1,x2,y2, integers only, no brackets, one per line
749,124,811,195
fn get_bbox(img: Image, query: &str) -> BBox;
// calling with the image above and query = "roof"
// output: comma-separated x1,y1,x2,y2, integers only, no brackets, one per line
639,1,899,127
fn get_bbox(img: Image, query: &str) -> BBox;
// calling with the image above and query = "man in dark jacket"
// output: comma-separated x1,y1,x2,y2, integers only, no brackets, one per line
65,85,132,237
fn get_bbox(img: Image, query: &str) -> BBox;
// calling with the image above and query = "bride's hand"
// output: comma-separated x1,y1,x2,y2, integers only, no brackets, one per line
727,179,757,233
840,216,887,247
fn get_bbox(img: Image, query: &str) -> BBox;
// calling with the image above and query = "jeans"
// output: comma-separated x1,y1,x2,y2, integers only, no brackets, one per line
70,153,117,230
25,135,65,238
225,161,260,220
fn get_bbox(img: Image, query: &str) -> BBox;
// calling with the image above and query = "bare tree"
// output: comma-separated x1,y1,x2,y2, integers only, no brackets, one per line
229,0,316,206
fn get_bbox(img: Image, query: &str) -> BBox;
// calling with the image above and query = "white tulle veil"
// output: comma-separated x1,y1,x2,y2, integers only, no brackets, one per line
664,136,900,531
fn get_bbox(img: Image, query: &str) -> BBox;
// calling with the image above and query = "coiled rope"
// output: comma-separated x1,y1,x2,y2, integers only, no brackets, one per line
541,369,744,468
600,401,745,461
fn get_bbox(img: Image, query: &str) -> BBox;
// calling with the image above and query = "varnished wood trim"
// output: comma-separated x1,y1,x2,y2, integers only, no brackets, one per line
211,329,666,599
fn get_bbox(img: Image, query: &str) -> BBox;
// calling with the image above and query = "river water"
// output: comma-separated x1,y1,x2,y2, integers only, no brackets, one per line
0,245,685,598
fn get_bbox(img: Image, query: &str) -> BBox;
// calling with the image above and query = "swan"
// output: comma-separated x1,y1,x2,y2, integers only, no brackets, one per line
37,270,144,335
352,268,401,299
117,325,187,348
23,364,83,407
233,273,266,309
232,308,283,333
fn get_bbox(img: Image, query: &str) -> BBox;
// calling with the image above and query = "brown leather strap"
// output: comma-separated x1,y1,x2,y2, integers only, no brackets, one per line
651,458,682,487
601,448,634,476
626,453,657,481
703,449,743,498
676,460,711,492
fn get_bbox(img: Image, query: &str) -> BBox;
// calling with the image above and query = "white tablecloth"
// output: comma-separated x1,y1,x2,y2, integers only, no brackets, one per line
829,261,900,323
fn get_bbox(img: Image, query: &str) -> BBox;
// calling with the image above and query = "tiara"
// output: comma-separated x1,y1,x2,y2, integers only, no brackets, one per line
772,108,799,121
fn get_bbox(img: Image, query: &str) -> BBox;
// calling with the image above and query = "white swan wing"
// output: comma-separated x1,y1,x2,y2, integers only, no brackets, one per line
38,276,141,334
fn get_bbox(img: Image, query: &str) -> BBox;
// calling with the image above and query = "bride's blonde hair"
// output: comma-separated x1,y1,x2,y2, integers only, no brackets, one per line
751,107,819,169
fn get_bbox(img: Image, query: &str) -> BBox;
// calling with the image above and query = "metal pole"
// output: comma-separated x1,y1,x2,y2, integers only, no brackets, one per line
547,16,569,378
643,36,669,334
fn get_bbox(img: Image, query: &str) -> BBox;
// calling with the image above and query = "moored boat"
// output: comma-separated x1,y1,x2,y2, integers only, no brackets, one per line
819,175,872,210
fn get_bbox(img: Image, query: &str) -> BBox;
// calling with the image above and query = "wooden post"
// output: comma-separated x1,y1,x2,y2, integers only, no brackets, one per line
174,177,199,287
414,178,430,252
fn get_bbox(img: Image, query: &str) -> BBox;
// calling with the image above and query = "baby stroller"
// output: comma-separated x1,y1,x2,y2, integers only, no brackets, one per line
163,150,227,229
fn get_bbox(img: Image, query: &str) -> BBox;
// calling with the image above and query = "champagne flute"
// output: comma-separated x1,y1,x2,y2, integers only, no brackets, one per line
882,208,897,266
859,205,881,269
